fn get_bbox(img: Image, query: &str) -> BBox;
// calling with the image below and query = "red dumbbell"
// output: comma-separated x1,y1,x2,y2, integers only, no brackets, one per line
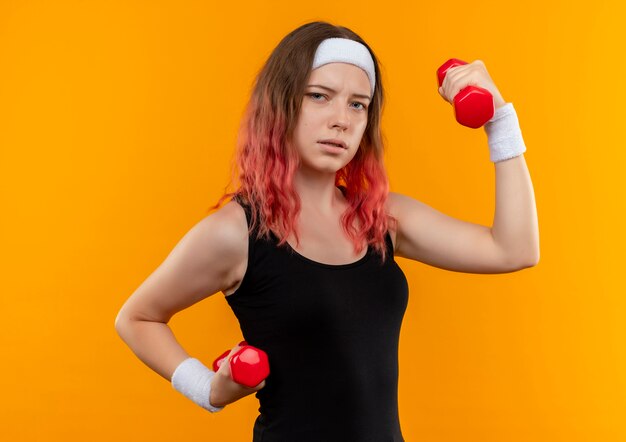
437,58,494,129
212,340,270,388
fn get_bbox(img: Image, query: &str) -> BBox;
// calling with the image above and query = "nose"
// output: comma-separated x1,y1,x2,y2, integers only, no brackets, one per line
329,100,350,131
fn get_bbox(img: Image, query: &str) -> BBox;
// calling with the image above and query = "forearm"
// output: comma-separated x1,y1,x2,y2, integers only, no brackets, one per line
481,101,539,266
491,153,540,265
116,318,191,381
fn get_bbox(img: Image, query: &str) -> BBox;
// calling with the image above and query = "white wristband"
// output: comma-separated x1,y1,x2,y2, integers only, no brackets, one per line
171,357,225,413
484,102,527,163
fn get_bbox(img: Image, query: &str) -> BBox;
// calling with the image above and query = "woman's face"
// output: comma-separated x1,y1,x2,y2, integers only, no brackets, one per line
292,62,372,175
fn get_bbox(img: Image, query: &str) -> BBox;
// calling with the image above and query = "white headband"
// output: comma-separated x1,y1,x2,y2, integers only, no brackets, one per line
311,37,376,96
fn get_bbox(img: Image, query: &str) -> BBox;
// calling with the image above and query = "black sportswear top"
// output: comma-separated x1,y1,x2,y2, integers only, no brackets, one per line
224,190,409,442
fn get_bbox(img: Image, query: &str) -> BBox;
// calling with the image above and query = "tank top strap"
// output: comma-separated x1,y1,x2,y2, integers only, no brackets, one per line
232,194,253,228
231,194,261,268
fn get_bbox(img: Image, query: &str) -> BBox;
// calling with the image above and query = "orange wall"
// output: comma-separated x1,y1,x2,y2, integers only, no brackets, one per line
1,0,624,440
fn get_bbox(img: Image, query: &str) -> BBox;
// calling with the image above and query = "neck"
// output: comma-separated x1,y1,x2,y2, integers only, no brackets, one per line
293,170,343,216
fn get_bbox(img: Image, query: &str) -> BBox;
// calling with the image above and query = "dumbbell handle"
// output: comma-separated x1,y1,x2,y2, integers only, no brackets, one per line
437,58,494,129
212,341,270,388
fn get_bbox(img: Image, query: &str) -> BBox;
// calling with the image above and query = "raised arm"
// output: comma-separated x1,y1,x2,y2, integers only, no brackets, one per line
387,164,539,275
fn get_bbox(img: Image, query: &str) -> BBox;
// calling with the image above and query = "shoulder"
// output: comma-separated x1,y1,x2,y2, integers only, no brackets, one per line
202,199,249,255
384,191,430,253
191,199,249,271
385,192,405,253
385,191,402,215
195,199,250,295
385,191,420,217
215,198,248,225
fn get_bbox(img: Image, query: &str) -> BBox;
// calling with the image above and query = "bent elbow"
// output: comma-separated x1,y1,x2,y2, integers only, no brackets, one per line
114,312,131,337
507,244,540,270
528,248,540,267
518,253,540,269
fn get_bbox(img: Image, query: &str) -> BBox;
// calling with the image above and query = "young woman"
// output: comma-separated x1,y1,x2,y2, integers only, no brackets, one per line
115,21,539,442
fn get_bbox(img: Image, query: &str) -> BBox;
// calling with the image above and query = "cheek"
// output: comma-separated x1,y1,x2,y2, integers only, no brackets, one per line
297,118,321,141
355,123,368,141
295,113,313,134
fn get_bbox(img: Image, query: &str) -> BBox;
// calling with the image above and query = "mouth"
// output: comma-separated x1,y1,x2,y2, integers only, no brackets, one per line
318,139,347,149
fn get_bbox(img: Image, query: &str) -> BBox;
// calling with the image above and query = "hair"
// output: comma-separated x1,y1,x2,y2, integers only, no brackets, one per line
207,21,397,265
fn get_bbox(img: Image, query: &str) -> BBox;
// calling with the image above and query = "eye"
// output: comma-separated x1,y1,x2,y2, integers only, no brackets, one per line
307,93,326,101
306,93,367,111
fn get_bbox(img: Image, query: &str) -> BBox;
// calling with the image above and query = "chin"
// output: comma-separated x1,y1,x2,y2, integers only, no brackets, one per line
300,162,344,175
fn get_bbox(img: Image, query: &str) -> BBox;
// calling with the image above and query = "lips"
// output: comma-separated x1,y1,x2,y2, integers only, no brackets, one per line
318,139,347,149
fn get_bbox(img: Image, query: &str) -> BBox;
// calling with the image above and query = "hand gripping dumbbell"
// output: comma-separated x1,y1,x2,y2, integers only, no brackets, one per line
212,340,270,388
437,58,494,129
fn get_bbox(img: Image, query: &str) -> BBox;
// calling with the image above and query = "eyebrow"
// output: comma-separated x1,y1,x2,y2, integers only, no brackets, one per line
306,84,371,101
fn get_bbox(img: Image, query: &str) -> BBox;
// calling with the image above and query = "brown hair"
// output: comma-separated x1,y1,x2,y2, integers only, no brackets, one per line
209,21,396,264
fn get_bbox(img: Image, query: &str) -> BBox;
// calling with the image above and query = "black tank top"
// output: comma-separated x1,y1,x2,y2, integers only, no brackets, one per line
224,190,409,442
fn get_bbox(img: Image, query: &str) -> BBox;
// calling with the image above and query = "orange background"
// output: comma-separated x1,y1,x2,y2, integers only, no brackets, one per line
1,0,624,440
